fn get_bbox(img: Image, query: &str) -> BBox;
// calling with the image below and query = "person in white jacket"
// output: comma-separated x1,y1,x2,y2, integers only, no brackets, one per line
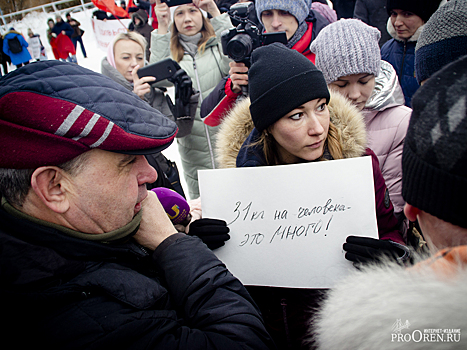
26,28,42,61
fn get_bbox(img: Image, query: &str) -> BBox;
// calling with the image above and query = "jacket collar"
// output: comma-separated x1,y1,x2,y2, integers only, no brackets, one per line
364,60,406,113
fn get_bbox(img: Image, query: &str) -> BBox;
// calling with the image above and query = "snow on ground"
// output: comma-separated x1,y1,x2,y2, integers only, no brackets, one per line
4,8,187,194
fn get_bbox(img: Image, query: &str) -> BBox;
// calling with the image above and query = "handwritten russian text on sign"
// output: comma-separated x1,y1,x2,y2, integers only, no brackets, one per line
198,156,378,289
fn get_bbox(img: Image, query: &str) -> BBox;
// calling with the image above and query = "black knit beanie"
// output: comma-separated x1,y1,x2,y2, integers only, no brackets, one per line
386,0,440,23
249,43,330,132
415,0,467,84
402,55,467,228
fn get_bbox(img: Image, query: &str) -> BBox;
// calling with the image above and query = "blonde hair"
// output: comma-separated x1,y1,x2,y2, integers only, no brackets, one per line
113,31,147,56
254,122,343,165
169,7,216,62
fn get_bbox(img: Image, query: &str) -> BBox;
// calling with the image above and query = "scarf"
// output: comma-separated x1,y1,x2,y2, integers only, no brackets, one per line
179,32,202,57
287,21,308,49
2,196,142,243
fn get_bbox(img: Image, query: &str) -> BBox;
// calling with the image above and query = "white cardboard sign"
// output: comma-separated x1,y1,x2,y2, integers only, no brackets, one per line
91,18,131,52
198,156,379,289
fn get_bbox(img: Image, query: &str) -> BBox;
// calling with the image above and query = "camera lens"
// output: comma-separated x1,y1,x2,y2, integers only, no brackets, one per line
227,34,253,61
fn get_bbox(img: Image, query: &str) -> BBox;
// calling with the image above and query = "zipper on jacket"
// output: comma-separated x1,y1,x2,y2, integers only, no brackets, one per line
400,41,407,79
193,59,216,169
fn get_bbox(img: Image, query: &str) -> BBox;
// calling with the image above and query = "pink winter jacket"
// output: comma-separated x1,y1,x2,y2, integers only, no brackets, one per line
362,61,411,216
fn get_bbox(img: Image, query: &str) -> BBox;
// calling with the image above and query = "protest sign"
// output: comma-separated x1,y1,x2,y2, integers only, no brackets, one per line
198,156,379,288
91,18,131,51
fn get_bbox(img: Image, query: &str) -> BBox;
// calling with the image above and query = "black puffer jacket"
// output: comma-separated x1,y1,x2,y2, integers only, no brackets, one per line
0,206,275,349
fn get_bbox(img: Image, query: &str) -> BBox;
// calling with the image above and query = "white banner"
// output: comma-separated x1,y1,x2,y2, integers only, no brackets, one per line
91,18,131,51
199,156,379,289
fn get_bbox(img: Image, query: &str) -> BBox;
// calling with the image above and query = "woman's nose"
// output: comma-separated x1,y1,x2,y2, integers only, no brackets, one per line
347,84,361,101
307,115,325,135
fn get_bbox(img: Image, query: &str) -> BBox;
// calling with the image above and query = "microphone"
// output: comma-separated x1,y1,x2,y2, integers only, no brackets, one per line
151,187,191,225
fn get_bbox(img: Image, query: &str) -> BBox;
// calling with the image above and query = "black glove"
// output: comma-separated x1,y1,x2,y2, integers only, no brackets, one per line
166,73,194,121
188,219,230,250
343,236,411,265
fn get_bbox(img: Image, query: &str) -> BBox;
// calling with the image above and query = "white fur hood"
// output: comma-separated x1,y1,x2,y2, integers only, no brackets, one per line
309,258,467,349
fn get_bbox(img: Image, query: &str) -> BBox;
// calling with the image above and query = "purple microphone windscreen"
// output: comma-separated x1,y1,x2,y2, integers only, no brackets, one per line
151,187,190,224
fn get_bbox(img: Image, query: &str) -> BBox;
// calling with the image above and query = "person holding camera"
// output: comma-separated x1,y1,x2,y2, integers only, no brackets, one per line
150,0,233,200
200,0,331,127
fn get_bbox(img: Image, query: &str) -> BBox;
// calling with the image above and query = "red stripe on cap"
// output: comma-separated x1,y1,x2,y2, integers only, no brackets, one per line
0,119,88,169
0,91,176,169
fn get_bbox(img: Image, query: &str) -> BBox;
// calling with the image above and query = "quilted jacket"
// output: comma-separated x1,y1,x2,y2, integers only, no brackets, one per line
363,60,411,219
150,13,233,199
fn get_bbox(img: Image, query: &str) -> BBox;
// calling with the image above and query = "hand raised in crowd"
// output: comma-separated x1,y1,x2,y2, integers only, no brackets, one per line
134,190,178,251
229,61,249,94
154,0,171,34
193,0,221,17
131,65,156,100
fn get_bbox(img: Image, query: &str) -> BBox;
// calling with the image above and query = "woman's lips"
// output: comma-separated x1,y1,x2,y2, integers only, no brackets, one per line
307,140,323,149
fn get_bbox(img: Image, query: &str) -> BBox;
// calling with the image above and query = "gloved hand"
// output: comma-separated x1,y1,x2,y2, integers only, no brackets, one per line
166,69,196,124
188,219,230,250
343,236,411,266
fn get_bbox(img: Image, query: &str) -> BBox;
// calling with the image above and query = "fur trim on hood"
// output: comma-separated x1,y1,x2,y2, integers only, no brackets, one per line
308,256,467,350
215,91,367,168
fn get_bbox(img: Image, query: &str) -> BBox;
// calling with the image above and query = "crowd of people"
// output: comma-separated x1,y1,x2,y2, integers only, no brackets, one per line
1,0,467,349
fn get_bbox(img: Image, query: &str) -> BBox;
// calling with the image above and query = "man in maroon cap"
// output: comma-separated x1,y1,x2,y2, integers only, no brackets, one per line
0,61,274,349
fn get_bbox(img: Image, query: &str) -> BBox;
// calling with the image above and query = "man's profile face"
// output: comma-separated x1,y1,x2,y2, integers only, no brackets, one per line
64,149,157,233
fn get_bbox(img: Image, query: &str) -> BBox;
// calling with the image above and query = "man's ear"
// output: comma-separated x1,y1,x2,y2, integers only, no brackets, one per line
404,203,420,222
30,167,70,214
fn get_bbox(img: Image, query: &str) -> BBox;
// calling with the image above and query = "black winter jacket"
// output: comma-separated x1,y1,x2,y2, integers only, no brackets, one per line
0,207,275,349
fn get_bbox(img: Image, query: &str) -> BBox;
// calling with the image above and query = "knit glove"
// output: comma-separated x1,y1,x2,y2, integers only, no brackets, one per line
188,219,230,250
343,236,411,265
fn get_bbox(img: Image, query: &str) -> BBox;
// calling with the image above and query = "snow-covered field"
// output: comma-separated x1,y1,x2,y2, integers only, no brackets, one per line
3,8,186,193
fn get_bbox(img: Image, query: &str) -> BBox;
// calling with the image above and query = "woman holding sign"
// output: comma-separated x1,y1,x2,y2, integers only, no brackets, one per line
215,42,408,349
150,0,232,200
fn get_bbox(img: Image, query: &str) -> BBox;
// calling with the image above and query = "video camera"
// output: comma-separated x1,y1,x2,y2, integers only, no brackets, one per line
221,2,287,67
